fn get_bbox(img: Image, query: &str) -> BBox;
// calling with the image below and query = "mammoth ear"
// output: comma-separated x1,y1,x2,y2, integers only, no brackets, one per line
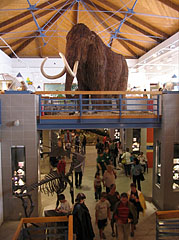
89,34,96,41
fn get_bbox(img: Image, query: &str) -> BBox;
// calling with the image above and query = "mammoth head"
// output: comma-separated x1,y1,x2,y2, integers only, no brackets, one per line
40,24,99,91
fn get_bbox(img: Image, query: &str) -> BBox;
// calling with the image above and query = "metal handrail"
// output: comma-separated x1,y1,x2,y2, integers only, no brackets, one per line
13,215,73,240
38,92,161,122
156,210,179,240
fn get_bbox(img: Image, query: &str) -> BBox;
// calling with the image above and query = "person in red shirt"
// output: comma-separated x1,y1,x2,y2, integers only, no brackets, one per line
113,192,137,240
57,156,66,175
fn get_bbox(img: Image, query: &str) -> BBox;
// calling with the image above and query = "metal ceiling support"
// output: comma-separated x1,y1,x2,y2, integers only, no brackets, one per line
44,0,77,36
0,0,59,29
43,0,72,31
27,0,47,45
0,36,20,59
9,3,72,57
85,0,138,57
108,0,138,47
81,0,101,31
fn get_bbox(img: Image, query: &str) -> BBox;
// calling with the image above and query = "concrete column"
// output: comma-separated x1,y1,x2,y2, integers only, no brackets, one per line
153,93,179,210
140,128,147,155
109,129,115,140
120,129,125,150
125,129,133,152
41,130,51,174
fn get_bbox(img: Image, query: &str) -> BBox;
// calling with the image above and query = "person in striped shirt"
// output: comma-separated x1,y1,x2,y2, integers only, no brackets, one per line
113,192,137,240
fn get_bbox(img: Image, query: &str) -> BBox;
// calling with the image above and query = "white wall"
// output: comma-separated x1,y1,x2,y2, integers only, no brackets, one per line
11,58,69,90
0,50,11,73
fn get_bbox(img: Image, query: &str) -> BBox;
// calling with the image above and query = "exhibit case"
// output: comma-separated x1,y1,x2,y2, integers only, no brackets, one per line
11,146,26,194
173,143,179,190
156,141,161,186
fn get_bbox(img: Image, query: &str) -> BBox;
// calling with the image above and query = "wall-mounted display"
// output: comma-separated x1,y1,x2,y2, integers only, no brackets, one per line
11,146,26,194
173,143,179,190
156,140,161,186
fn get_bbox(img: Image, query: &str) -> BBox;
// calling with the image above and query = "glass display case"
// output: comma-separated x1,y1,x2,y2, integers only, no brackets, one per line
156,140,161,186
11,146,26,194
173,143,179,190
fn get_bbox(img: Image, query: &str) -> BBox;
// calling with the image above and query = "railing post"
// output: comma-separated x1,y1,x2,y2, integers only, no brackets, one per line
157,94,159,123
119,94,122,119
79,94,82,117
39,95,41,123
156,216,158,240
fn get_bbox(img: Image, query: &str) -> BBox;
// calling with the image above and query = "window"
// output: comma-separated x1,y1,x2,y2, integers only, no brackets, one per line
11,146,26,195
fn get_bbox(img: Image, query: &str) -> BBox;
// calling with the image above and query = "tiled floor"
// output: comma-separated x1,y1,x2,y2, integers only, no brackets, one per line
0,146,157,239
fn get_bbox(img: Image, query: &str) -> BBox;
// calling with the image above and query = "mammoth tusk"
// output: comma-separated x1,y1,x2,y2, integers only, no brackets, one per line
40,57,66,79
59,52,79,78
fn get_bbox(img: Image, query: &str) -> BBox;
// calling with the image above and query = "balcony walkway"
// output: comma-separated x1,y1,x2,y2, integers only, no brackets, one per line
36,91,162,129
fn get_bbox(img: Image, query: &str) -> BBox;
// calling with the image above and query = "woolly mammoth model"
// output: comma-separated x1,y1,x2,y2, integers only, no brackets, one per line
41,23,128,98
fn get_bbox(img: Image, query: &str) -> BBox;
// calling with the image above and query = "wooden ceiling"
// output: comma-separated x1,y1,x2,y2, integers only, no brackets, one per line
0,0,178,59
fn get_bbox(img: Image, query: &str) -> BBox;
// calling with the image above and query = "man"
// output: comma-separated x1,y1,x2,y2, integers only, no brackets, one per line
64,130,72,159
113,192,137,240
138,152,148,173
97,149,107,176
121,148,131,176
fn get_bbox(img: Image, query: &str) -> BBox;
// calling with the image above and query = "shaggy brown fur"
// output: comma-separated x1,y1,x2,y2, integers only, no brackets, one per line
65,23,128,94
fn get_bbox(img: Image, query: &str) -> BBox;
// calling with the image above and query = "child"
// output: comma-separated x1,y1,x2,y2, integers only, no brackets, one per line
95,192,111,240
94,172,102,201
55,194,71,215
57,156,66,175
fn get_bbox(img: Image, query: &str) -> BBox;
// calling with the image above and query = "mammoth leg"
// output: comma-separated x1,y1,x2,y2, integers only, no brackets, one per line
78,79,90,111
91,94,104,111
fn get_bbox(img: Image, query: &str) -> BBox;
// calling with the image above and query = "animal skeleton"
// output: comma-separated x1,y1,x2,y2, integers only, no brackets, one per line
15,152,85,218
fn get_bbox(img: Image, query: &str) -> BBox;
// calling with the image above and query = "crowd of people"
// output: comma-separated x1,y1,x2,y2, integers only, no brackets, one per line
55,182,146,240
51,133,148,240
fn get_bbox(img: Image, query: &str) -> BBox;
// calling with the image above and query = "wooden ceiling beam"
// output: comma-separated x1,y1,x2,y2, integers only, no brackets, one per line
72,2,79,24
0,0,72,36
158,0,179,12
35,37,43,58
9,34,38,57
0,0,59,28
95,0,168,38
85,0,147,57
9,4,71,57
0,0,60,29
85,0,138,58
86,1,161,43
121,38,147,52
118,39,139,57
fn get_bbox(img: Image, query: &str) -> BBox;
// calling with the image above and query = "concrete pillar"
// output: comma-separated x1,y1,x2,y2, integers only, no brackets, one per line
0,94,38,220
109,129,115,140
120,129,125,150
140,128,147,155
125,129,133,152
153,93,179,210
40,130,51,174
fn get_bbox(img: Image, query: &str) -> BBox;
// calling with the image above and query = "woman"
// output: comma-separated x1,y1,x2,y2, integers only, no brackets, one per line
128,183,146,237
131,158,143,191
103,165,116,193
107,184,120,237
73,193,95,240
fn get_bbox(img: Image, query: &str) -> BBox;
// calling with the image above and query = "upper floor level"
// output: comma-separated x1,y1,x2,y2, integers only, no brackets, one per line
0,90,178,130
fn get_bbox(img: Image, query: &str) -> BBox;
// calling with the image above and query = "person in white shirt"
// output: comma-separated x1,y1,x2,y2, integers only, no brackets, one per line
55,194,71,215
103,165,117,193
121,148,131,176
138,152,148,173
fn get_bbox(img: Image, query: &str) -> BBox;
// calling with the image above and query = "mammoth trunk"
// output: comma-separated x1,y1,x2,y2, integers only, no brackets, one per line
65,72,75,91
65,57,77,91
